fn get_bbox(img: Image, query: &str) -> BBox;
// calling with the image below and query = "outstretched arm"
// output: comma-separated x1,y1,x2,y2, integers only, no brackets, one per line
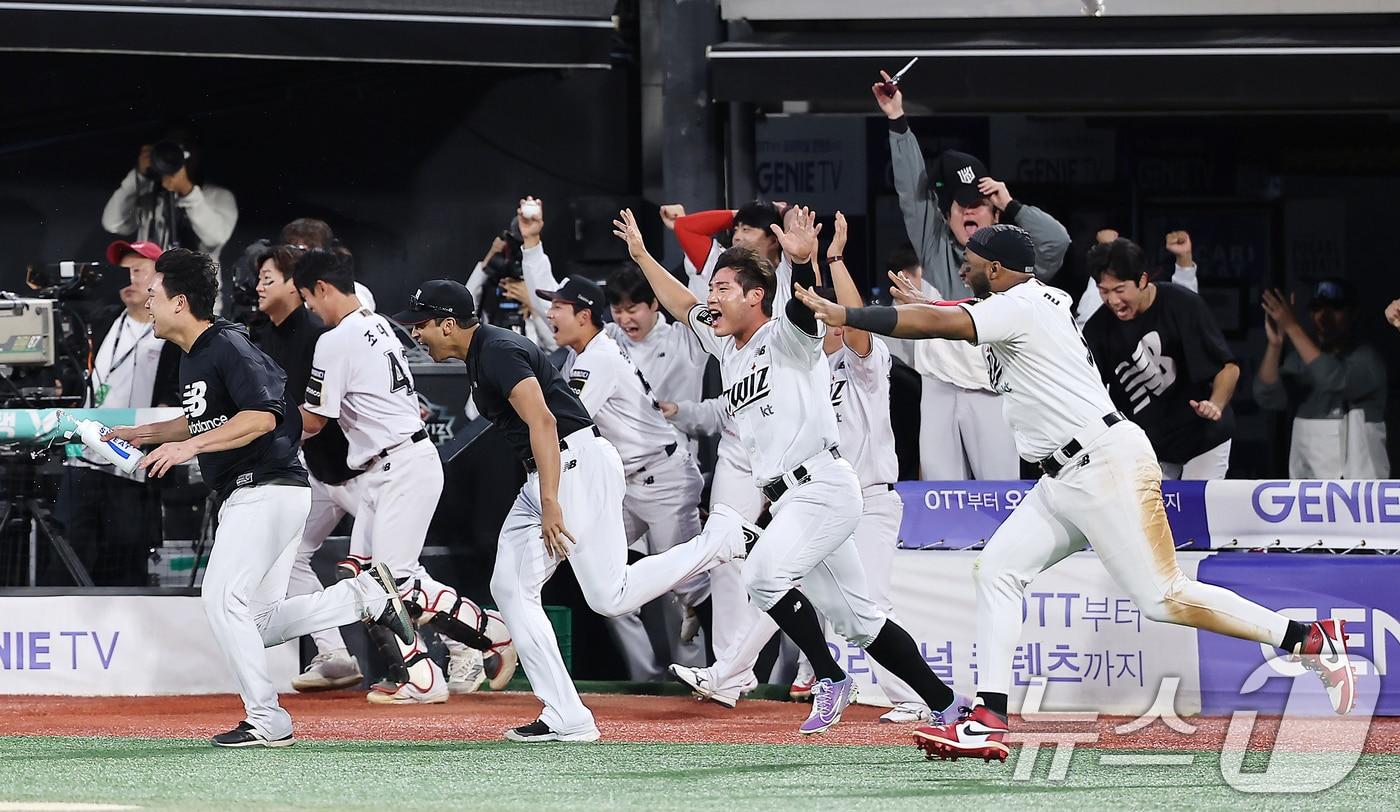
793,284,976,342
612,208,700,321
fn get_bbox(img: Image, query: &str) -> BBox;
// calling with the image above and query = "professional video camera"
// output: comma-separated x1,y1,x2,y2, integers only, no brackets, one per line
0,260,106,409
477,217,527,334
226,238,271,327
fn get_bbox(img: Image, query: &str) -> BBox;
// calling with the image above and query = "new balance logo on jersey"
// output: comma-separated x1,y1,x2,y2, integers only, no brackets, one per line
726,366,771,414
1114,331,1176,414
182,381,208,417
188,414,230,434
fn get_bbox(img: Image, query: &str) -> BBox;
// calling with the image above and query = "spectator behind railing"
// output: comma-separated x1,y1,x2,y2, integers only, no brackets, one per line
1256,279,1388,478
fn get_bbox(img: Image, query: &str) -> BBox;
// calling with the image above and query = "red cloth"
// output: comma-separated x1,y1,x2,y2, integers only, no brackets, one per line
673,209,735,270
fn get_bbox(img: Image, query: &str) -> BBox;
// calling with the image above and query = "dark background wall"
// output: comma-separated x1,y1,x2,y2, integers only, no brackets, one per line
0,52,638,315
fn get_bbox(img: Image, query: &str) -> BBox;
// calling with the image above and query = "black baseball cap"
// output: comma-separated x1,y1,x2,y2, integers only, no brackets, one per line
935,150,989,208
537,276,605,312
392,279,479,326
966,225,1035,273
1310,278,1354,310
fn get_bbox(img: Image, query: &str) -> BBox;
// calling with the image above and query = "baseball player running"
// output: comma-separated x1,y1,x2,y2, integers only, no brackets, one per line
794,224,1358,762
398,279,752,743
295,251,515,705
543,276,710,674
616,206,966,735
109,248,414,747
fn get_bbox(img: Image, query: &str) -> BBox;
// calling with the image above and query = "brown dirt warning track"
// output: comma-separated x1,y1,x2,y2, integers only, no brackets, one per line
2,692,1399,753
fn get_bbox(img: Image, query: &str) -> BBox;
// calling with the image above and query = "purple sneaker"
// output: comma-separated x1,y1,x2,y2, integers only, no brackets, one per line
799,676,858,735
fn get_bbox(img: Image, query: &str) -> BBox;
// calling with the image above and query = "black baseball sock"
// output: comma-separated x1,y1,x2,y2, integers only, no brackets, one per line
863,620,955,712
1280,620,1311,654
767,589,845,682
977,692,1009,718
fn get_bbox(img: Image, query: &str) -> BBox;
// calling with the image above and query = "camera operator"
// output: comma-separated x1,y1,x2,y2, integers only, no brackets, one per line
53,240,182,586
466,197,556,350
101,136,238,264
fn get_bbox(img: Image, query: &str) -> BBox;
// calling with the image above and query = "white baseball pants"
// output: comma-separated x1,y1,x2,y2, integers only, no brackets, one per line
918,376,1019,481
1160,439,1232,480
606,450,710,679
283,470,368,656
202,484,389,741
974,420,1290,695
489,429,744,735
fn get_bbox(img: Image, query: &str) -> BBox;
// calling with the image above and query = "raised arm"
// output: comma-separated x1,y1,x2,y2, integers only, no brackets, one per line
793,285,976,342
824,211,871,356
612,208,699,321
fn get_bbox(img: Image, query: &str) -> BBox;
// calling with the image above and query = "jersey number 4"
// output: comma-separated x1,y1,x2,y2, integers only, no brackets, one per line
386,351,413,394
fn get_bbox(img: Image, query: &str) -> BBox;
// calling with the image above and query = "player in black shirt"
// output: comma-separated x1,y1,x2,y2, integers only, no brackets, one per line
399,279,752,743
1081,238,1239,479
109,249,413,748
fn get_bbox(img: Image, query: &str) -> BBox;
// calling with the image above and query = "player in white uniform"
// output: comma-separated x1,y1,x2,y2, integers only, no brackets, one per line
795,224,1359,762
542,276,709,675
294,252,516,704
399,279,753,742
615,206,966,735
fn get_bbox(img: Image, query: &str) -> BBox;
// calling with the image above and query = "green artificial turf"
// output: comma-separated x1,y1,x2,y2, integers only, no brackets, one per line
0,736,1393,811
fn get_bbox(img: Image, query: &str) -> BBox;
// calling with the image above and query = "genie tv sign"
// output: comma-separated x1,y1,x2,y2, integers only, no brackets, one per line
1206,480,1400,549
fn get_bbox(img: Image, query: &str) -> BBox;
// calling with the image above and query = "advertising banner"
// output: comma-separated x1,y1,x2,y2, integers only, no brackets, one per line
1204,480,1400,551
0,595,297,695
1195,554,1400,715
895,480,1211,550
826,549,1205,715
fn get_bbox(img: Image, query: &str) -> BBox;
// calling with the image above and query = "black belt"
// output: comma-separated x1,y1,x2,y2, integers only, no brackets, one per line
368,428,429,466
760,447,840,503
524,426,602,474
636,442,678,475
1039,412,1126,478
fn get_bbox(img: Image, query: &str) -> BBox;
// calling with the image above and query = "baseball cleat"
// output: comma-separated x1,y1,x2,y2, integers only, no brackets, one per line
790,659,817,701
504,719,601,743
800,676,857,735
880,702,933,724
708,502,762,559
446,644,486,694
367,562,415,646
482,610,519,690
668,664,744,708
914,703,1009,763
211,721,295,748
291,649,363,692
1297,618,1357,715
368,659,448,704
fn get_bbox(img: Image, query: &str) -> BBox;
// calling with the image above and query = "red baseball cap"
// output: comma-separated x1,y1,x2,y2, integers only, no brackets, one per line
106,240,164,266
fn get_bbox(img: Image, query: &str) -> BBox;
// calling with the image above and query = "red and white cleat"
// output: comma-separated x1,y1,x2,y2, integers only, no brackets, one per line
1298,619,1357,715
914,703,1009,763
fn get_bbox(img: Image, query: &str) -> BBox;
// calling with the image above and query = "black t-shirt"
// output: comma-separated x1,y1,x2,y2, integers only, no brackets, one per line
1082,283,1236,464
465,323,592,462
252,307,359,485
179,319,308,495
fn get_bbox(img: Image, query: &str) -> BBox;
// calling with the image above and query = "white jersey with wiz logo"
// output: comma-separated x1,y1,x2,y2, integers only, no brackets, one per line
957,280,1118,461
305,308,422,469
563,330,681,476
686,304,839,484
828,338,898,488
